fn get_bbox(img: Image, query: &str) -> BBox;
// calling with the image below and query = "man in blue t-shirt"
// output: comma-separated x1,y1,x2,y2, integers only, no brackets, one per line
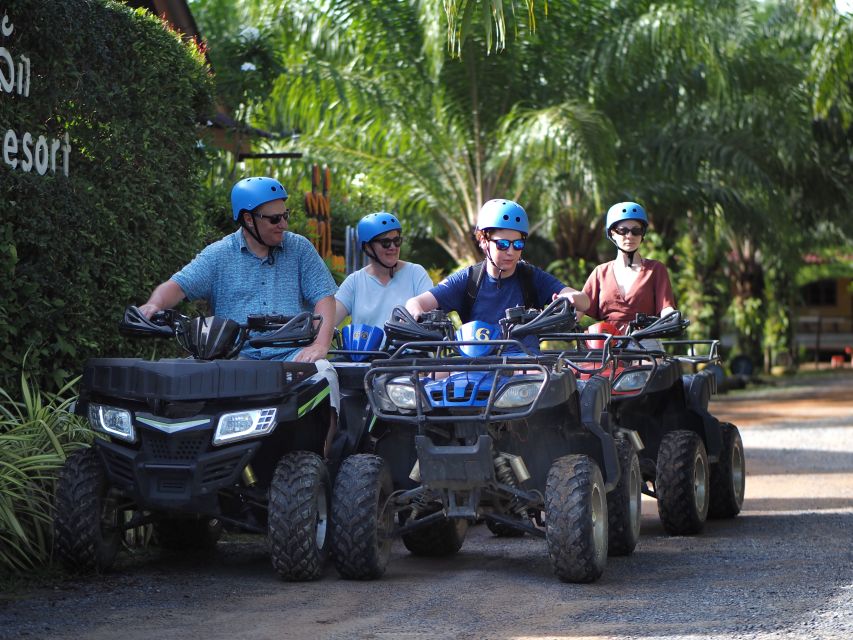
139,176,337,363
405,199,590,349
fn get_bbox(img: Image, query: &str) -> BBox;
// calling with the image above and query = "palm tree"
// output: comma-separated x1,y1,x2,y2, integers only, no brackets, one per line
254,0,619,265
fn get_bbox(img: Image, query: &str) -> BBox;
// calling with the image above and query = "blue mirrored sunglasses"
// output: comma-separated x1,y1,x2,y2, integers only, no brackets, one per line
491,238,526,251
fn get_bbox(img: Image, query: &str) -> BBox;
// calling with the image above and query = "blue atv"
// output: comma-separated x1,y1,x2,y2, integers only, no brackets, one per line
53,307,343,581
329,299,642,583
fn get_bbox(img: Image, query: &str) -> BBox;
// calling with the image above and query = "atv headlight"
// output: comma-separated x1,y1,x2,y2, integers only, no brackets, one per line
613,369,652,392
386,377,418,410
213,408,277,446
494,379,542,409
88,403,135,443
370,378,397,412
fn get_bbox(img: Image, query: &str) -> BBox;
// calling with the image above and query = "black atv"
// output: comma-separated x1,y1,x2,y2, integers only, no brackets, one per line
329,299,642,583
53,307,347,581
582,313,746,536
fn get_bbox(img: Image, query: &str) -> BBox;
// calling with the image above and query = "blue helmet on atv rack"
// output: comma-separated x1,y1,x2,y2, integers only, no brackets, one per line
357,212,402,244
455,321,500,357
341,324,385,362
604,201,648,240
231,177,288,221
477,199,529,235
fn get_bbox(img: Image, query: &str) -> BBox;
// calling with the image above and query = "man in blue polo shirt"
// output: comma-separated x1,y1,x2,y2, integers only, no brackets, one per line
139,176,337,363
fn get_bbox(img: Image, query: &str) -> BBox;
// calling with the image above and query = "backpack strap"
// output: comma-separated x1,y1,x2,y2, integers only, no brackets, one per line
516,261,539,310
461,261,486,324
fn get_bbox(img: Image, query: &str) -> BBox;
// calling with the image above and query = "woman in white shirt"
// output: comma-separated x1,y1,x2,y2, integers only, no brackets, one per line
334,212,433,328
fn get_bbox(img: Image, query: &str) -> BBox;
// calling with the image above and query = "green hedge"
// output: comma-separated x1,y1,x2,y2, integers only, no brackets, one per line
0,0,213,390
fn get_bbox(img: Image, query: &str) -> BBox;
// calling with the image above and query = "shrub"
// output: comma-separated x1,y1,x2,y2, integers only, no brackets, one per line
0,0,213,391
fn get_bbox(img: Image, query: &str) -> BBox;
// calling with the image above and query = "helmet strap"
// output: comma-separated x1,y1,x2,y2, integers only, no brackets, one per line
608,227,644,267
363,244,398,278
241,213,280,264
485,246,505,288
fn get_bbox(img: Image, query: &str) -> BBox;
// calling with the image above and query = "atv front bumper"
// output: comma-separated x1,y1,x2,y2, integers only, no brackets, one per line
95,437,259,513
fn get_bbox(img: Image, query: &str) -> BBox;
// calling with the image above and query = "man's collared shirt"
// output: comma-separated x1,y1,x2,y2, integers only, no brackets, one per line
172,229,337,360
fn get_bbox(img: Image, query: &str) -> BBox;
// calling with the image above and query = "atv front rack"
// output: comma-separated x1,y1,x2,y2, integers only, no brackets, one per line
364,339,553,425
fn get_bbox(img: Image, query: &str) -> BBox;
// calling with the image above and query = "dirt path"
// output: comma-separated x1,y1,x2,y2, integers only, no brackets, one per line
2,373,852,640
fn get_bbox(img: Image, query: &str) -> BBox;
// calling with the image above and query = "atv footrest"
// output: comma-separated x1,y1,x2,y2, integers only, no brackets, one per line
415,434,494,490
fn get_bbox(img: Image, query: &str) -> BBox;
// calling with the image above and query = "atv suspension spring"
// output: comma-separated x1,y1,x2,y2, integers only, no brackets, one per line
408,490,436,519
494,453,528,518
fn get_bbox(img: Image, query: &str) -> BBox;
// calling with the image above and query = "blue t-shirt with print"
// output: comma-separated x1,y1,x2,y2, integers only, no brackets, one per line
171,229,337,360
429,262,565,351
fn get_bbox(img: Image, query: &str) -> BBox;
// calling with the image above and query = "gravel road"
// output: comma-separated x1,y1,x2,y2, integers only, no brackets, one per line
2,372,852,640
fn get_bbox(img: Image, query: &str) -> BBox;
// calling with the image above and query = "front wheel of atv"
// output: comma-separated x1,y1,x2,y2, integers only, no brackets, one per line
154,517,223,551
708,422,745,518
656,430,710,535
268,451,331,581
331,454,393,579
607,438,642,556
53,448,121,573
402,511,468,556
545,454,608,583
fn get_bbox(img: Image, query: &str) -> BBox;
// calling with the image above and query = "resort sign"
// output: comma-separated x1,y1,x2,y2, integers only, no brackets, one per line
1,10,72,177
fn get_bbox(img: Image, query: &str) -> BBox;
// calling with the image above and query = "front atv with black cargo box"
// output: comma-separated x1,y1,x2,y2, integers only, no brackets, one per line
53,307,349,581
329,299,643,583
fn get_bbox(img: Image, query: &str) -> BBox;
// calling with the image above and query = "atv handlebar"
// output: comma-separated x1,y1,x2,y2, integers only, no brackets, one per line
119,306,320,358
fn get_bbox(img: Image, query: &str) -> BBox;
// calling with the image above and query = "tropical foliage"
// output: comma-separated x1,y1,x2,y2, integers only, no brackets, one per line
188,0,852,367
0,374,92,574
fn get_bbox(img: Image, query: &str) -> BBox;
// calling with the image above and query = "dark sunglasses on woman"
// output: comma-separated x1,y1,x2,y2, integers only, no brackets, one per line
612,226,645,237
492,238,526,251
373,236,403,249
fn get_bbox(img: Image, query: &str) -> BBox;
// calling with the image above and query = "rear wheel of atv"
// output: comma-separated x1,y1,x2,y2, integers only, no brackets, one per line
331,454,394,579
485,517,526,538
708,422,745,519
402,511,468,556
53,448,121,573
154,517,223,551
545,454,608,583
656,430,709,535
268,451,330,581
607,438,642,556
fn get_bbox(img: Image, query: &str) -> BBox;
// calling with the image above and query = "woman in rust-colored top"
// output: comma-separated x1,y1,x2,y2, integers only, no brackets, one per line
581,202,676,333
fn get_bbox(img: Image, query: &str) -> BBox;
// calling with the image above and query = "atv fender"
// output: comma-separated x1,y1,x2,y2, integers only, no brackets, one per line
682,370,723,461
326,394,372,477
577,375,620,491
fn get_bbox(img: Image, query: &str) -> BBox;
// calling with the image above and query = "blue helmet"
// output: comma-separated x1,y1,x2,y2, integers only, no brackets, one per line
230,177,288,221
605,202,648,239
477,199,529,235
357,212,402,244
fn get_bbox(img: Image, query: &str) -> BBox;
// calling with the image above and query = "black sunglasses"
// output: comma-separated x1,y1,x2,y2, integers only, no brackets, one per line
373,236,403,249
257,209,290,225
491,238,526,251
612,226,645,237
